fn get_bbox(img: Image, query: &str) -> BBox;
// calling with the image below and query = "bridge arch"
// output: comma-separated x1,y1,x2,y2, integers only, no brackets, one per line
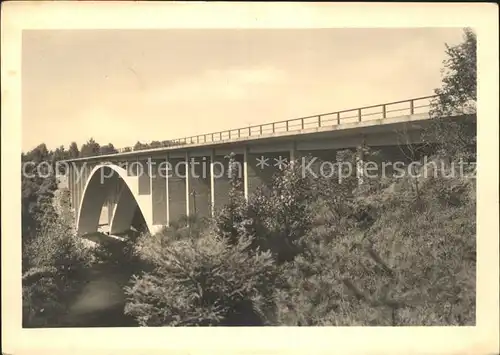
76,164,152,237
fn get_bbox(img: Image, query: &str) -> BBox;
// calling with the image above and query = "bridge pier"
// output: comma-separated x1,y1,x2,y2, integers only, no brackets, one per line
109,181,137,234
247,148,291,195
212,152,244,212
188,154,211,218
151,157,168,226
77,167,118,236
166,155,187,224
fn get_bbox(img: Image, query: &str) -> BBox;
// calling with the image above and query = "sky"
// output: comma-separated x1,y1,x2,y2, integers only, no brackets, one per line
21,28,465,152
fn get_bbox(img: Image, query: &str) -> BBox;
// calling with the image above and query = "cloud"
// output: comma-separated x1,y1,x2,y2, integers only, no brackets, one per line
144,66,286,103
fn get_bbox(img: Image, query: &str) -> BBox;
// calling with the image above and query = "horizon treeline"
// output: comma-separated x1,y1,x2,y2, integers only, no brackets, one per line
22,138,180,162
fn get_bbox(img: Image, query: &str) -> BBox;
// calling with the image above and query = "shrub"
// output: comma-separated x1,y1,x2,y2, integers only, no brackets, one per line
276,169,476,326
164,213,211,241
124,232,279,326
24,207,93,273
124,150,475,327
22,266,63,327
132,214,209,266
22,200,95,327
216,157,320,263
213,154,250,245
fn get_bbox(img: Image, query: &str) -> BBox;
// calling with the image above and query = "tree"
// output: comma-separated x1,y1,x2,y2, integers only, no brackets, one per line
133,141,148,151
23,192,94,327
51,145,69,174
25,143,50,163
100,143,118,155
68,142,79,159
273,155,476,326
52,145,67,162
80,138,101,157
149,140,162,149
21,144,59,246
124,231,279,326
161,140,175,147
427,28,477,161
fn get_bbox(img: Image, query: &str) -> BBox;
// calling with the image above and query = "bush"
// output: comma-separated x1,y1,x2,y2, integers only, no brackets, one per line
22,266,64,327
22,201,95,327
24,208,94,272
124,232,279,326
131,214,209,266
216,157,320,263
163,213,211,241
276,166,476,326
124,151,475,327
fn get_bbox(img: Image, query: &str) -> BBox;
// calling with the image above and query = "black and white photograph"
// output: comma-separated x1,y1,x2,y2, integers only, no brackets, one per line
2,2,498,355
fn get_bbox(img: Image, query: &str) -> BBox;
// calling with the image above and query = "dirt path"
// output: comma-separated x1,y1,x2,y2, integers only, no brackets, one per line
57,262,137,327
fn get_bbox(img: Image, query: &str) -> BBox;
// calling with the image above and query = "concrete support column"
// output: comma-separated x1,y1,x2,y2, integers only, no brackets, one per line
188,155,211,218
210,149,215,216
166,154,170,226
149,156,153,221
109,183,137,235
75,164,83,218
356,144,365,185
185,151,190,218
150,157,168,227
73,164,78,217
105,181,119,226
247,150,290,194
243,146,249,200
167,156,186,224
290,142,297,166
106,187,113,226
68,164,74,213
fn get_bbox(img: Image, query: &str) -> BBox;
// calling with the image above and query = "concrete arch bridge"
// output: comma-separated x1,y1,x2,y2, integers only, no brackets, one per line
63,95,475,238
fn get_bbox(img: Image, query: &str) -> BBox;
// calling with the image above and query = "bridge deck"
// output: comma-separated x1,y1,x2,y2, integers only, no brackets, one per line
64,95,437,162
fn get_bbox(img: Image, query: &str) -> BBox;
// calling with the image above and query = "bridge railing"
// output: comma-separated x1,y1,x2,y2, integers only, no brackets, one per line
115,95,438,153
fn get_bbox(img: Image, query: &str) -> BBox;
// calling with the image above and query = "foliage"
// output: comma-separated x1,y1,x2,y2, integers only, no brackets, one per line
22,266,65,327
125,149,475,327
243,162,316,263
23,143,50,163
124,232,279,326
149,140,162,149
214,153,249,245
434,28,477,113
24,193,94,270
21,28,477,327
22,200,95,327
215,154,319,263
276,162,476,326
51,145,70,168
21,164,58,247
22,136,177,160
426,28,477,162
68,141,80,159
22,142,96,327
132,215,209,265
100,143,118,155
80,137,101,157
133,141,149,151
